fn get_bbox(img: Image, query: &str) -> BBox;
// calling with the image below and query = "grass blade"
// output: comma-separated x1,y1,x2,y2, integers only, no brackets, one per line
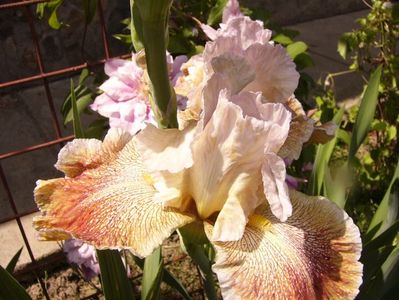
97,249,135,300
179,224,218,300
308,106,345,196
367,158,399,240
323,164,346,208
141,247,163,300
348,65,382,161
70,79,85,138
5,247,23,274
0,265,31,300
131,252,191,300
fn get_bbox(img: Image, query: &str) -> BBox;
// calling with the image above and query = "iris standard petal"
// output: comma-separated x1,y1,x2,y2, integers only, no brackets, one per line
244,43,300,103
34,130,195,257
204,190,362,300
135,122,197,173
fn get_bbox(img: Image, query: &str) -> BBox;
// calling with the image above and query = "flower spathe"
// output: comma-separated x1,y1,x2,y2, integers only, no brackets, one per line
33,5,362,300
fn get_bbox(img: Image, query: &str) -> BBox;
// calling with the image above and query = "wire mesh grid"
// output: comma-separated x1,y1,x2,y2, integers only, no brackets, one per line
0,0,129,271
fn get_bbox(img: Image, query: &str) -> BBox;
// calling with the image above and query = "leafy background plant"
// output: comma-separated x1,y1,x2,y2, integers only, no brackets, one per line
1,0,398,299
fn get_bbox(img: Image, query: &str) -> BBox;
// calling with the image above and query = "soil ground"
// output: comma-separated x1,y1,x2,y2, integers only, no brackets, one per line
22,234,218,299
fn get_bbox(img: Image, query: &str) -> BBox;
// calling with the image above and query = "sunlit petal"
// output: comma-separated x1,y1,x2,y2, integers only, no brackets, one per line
55,128,131,177
34,132,195,257
135,123,197,173
244,43,299,102
261,153,291,221
205,190,362,300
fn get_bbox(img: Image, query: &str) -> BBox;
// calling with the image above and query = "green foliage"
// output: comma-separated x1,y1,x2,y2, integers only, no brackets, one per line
0,248,32,300
286,41,308,60
130,252,192,300
141,248,163,300
5,247,23,274
308,107,345,196
207,0,228,25
367,159,399,241
348,65,382,161
306,3,399,298
0,265,31,300
36,0,64,30
37,0,98,30
62,69,107,139
70,79,85,139
97,250,135,300
334,0,399,221
179,223,217,300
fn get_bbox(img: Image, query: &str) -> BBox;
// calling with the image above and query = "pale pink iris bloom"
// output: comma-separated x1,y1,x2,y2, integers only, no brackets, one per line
63,239,100,280
90,53,187,135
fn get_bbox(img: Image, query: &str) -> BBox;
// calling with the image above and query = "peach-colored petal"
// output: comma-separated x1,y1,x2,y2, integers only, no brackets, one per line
135,123,197,173
244,43,299,103
189,92,268,220
34,133,195,257
55,128,131,178
278,97,315,161
279,116,315,162
203,53,255,125
262,153,292,221
286,95,306,116
309,121,337,144
187,91,290,241
175,55,205,125
205,190,363,300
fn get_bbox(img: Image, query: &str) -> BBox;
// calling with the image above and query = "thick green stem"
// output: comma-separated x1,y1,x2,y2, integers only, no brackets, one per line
142,20,178,129
134,0,178,129
178,223,218,300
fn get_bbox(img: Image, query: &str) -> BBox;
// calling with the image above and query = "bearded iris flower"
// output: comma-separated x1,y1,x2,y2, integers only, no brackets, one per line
33,4,362,299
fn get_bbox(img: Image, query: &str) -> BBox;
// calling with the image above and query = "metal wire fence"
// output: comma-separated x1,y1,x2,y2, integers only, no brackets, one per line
0,0,129,271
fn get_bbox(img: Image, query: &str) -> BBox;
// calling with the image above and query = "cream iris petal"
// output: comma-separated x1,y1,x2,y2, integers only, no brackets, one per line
34,130,195,257
204,190,363,300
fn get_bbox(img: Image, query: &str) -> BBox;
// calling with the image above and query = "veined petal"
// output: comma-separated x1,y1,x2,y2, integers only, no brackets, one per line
309,121,337,144
189,91,267,221
34,132,195,257
211,53,255,95
185,91,291,242
279,97,314,161
135,123,197,173
261,153,292,221
222,16,272,49
205,190,362,300
279,116,315,162
55,128,131,177
244,43,299,103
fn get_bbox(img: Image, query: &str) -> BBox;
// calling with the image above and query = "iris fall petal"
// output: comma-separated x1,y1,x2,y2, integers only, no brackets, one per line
34,130,195,257
205,190,362,300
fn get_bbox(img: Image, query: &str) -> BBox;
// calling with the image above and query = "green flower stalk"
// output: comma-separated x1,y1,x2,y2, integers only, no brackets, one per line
134,0,178,129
